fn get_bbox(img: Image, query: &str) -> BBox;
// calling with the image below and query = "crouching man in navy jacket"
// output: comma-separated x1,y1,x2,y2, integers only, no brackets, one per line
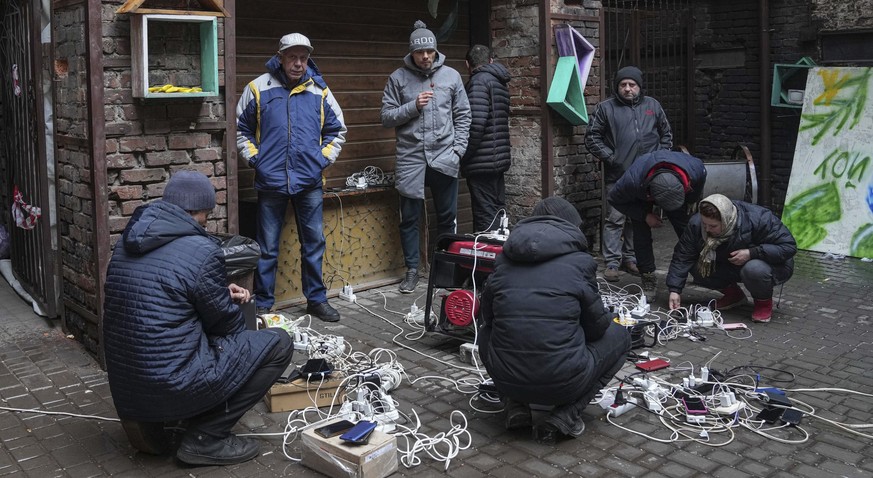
103,171,293,466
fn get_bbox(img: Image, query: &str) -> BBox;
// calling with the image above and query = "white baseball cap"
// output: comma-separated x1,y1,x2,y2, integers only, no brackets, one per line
278,33,313,53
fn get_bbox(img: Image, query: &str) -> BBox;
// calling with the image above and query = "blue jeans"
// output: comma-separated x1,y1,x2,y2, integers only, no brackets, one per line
255,187,327,309
603,182,635,269
399,167,458,270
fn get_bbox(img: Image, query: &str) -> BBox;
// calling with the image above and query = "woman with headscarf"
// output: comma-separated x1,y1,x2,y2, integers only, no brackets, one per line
666,194,797,322
477,197,630,445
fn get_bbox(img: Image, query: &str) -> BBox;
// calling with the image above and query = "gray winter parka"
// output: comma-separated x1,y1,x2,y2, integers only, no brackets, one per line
381,52,471,199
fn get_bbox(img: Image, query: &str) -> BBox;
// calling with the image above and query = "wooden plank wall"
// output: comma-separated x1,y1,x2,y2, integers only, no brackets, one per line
234,0,476,236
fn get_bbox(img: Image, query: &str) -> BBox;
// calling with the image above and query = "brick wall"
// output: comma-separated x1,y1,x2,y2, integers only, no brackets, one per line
103,0,229,246
492,0,602,245
54,3,99,353
812,0,873,31
54,0,230,355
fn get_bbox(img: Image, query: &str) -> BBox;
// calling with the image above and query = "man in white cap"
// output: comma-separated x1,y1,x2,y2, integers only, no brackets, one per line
236,33,347,322
103,171,294,465
381,21,471,294
608,150,706,301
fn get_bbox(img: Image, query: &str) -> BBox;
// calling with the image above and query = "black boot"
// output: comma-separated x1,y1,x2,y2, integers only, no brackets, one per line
176,432,259,466
504,399,532,430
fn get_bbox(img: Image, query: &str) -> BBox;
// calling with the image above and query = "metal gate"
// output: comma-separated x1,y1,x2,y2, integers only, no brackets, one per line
0,0,60,317
601,0,694,151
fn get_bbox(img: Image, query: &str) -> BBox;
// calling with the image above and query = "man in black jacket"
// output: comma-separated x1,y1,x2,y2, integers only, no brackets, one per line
608,150,706,301
478,197,630,445
462,44,512,232
667,194,796,323
104,171,294,465
585,66,673,282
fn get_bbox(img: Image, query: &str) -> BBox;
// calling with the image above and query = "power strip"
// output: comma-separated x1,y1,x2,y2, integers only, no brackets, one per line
339,284,357,303
608,397,638,417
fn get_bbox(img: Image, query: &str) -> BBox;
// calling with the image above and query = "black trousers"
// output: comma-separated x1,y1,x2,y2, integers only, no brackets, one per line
546,323,631,435
188,328,294,438
633,208,690,274
467,174,506,233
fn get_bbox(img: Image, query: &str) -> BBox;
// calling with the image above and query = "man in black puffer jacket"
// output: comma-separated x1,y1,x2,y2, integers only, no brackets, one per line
462,44,511,232
478,197,630,445
103,171,293,466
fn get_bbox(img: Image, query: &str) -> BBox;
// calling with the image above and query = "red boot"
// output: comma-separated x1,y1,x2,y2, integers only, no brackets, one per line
752,298,773,323
715,283,746,310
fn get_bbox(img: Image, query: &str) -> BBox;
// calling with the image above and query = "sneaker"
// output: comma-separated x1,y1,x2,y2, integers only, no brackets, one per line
752,298,773,323
306,301,340,322
176,433,259,466
640,272,657,302
532,422,558,445
568,419,586,437
399,268,419,293
620,261,640,276
504,399,532,430
603,265,620,282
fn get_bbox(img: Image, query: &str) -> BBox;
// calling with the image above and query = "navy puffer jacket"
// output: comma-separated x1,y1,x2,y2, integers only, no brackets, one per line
103,201,278,421
461,62,511,177
478,216,614,405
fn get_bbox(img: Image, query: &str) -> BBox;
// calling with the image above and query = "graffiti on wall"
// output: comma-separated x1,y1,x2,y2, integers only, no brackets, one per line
784,67,873,258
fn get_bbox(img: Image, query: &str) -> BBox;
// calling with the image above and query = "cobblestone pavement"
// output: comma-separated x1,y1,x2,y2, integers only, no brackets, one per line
1,227,872,477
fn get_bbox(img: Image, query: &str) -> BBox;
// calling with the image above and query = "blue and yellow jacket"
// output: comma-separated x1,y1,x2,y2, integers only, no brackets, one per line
236,56,346,194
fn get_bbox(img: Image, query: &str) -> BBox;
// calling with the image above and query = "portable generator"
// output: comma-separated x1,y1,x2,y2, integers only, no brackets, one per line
424,233,505,340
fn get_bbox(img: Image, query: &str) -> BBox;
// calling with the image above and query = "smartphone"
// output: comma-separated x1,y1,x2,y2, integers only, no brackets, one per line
780,408,803,425
314,419,355,438
682,396,708,415
635,358,670,372
277,364,302,383
300,358,333,380
722,323,748,331
756,406,784,424
340,420,377,444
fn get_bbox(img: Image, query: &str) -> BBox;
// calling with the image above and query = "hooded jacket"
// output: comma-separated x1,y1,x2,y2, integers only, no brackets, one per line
103,201,278,421
478,216,614,405
381,52,472,199
236,56,347,195
461,62,511,177
608,150,707,222
666,200,797,293
584,75,673,183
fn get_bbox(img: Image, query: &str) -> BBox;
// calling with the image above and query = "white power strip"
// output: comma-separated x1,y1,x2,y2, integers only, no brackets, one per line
340,284,356,303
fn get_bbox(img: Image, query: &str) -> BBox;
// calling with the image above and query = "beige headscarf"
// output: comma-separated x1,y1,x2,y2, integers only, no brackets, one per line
697,194,738,278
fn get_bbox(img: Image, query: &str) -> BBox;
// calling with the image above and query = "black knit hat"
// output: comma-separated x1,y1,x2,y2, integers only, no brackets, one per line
532,197,583,228
163,171,216,212
615,65,643,90
649,172,685,211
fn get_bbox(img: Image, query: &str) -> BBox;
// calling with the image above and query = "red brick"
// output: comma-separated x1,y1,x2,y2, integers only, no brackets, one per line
110,185,142,200
106,153,137,169
145,150,189,167
121,200,144,215
108,215,130,233
194,147,221,162
120,168,166,184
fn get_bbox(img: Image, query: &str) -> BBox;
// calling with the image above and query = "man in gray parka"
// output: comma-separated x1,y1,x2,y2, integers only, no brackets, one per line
381,20,472,293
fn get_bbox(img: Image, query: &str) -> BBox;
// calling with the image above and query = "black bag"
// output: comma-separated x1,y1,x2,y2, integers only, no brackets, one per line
214,234,260,279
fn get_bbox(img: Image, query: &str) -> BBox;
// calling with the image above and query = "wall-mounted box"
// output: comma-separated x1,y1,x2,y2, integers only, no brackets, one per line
131,14,219,99
770,57,815,108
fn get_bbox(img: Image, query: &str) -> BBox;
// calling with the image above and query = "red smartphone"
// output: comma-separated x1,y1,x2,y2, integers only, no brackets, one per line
635,358,670,372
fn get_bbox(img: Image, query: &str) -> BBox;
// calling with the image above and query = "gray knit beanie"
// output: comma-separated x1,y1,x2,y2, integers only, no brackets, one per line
532,197,583,228
649,172,685,211
163,171,216,212
409,20,437,52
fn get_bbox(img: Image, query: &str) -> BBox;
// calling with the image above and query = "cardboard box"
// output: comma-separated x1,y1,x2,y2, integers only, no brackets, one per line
264,374,346,412
302,420,398,478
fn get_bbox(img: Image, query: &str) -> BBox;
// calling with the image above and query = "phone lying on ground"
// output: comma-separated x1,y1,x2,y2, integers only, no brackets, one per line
314,419,355,438
339,420,377,444
682,396,708,415
635,358,670,372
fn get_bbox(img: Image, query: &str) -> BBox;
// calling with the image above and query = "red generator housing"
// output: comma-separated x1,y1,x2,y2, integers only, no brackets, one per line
424,234,504,340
